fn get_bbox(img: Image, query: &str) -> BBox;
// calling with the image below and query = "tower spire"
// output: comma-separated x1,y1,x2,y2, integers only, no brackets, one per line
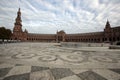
19,7,20,12
15,8,22,26
105,19,111,28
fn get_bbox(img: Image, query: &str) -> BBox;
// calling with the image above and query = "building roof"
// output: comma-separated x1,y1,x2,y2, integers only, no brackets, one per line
67,31,104,36
111,26,120,29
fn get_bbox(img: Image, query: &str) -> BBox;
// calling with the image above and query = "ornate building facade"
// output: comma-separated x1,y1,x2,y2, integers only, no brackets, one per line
11,8,120,43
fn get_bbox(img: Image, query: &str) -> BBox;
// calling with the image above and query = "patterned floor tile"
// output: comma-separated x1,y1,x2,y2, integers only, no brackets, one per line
93,69,120,80
0,63,14,69
77,70,107,80
59,75,82,80
0,62,3,65
15,64,23,66
50,68,75,80
0,68,12,77
6,66,31,77
3,73,30,80
30,70,54,80
110,69,120,74
1,66,120,80
31,66,49,72
70,68,89,74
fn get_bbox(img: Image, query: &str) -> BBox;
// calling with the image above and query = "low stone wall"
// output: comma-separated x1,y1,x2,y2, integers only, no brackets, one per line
61,42,110,47
109,45,120,49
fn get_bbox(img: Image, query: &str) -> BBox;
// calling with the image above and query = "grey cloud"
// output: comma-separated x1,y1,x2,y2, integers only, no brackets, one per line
0,0,120,34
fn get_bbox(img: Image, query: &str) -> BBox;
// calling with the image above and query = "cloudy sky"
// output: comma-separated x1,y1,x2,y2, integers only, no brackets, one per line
0,0,120,34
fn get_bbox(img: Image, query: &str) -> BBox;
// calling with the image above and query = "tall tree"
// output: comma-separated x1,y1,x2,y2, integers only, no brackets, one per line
0,27,12,42
6,29,12,40
0,27,6,42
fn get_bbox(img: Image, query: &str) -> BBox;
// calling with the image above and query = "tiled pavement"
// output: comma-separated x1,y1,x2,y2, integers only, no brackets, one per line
0,43,120,80
0,63,120,80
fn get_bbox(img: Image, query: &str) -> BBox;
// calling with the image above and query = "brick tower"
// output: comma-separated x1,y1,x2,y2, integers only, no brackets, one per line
104,20,112,42
12,8,24,40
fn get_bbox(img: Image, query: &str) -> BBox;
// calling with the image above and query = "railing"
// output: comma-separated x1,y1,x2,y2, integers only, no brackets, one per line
61,42,110,47
0,39,21,44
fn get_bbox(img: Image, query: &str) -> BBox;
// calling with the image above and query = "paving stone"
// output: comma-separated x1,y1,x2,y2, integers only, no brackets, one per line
30,70,54,80
6,66,31,77
0,68,12,77
15,64,23,66
93,69,120,80
0,62,3,64
0,63,14,69
31,66,49,72
3,73,29,80
110,69,120,74
59,75,82,80
70,68,89,74
77,71,107,80
50,68,75,80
